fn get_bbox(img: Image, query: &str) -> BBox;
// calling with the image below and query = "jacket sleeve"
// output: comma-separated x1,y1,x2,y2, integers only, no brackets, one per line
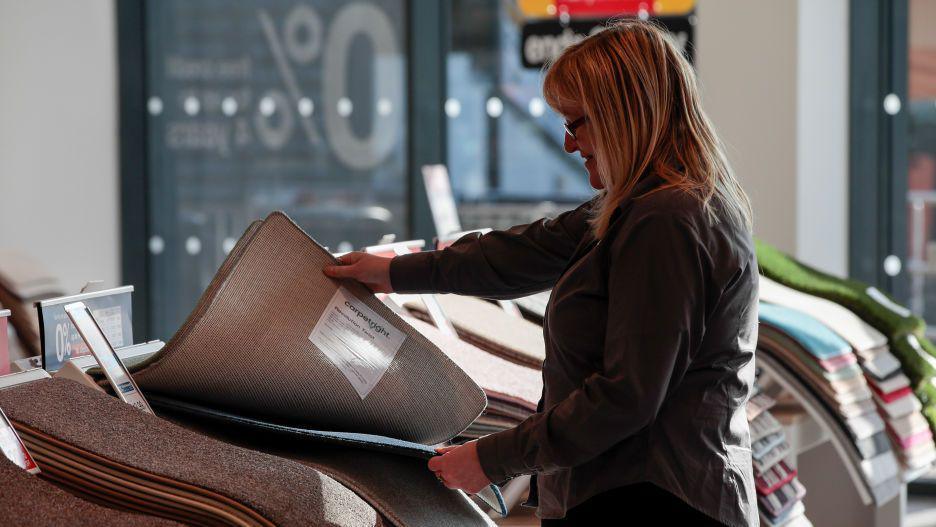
475,212,708,481
388,201,593,299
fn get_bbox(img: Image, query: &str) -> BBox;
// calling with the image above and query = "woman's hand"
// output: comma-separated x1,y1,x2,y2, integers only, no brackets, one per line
322,252,394,293
427,441,491,494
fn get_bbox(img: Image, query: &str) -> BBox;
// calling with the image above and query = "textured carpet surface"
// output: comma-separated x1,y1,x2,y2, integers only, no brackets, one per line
131,213,485,445
406,317,541,412
405,295,545,367
151,406,496,527
0,456,180,526
512,291,550,321
0,378,380,527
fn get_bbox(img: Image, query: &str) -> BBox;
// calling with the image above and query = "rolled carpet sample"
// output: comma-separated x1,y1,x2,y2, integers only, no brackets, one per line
402,317,542,438
404,294,546,368
128,212,486,445
0,378,382,527
0,455,180,527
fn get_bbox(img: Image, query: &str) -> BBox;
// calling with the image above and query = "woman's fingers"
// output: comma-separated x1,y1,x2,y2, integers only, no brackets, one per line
323,252,365,277
337,251,366,264
322,252,393,293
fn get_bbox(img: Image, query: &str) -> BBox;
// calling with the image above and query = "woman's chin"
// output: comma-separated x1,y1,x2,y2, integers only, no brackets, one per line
588,171,604,190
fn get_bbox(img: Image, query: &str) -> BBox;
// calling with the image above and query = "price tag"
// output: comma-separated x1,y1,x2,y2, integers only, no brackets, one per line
0,310,9,375
36,286,133,372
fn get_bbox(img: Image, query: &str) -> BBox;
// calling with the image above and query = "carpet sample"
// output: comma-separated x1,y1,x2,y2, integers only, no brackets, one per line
0,378,381,527
757,239,936,435
150,399,498,527
405,317,541,414
512,290,551,322
128,212,485,445
404,294,545,368
0,455,181,526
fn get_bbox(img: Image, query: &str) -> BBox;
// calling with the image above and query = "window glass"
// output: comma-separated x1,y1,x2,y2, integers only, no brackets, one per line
446,0,595,230
144,0,407,338
904,0,936,331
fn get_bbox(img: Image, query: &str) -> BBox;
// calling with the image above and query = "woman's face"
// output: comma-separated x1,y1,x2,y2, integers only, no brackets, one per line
559,102,603,190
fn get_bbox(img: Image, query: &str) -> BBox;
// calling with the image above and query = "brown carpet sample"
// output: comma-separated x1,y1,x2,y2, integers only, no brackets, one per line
146,409,495,527
404,295,546,368
0,455,180,527
404,317,541,437
0,378,381,527
130,213,485,445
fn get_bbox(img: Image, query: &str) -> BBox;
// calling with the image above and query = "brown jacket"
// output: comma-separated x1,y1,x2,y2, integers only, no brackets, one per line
390,174,758,526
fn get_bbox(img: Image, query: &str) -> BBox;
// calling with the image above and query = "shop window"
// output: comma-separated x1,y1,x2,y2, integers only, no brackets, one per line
446,0,594,230
141,0,407,337
904,0,936,331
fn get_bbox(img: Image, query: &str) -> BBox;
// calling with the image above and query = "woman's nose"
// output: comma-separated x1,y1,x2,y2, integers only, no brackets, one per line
563,133,578,154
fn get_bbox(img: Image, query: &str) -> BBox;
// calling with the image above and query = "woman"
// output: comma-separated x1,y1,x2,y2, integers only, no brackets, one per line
324,21,758,526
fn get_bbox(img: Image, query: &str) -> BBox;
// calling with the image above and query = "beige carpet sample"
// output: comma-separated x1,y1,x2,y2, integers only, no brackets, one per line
405,294,546,368
130,212,486,445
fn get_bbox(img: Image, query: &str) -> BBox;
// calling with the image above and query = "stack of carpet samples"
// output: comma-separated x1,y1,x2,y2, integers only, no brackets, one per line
747,388,812,527
757,240,936,477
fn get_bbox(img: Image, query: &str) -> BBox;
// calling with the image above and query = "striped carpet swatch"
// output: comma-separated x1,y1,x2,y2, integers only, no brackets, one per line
0,378,383,527
0,455,181,526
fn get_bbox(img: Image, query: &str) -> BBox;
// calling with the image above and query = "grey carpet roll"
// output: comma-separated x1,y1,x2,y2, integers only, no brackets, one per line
131,212,485,445
0,378,381,527
0,455,180,527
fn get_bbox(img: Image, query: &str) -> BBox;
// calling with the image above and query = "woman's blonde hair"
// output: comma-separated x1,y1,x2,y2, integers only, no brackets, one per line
543,20,753,238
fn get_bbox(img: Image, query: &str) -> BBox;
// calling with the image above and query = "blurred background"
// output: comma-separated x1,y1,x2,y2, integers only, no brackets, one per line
2,0,932,342
1,0,936,524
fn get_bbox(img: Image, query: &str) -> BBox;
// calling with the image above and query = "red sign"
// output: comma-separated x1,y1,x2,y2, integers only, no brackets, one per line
555,0,653,17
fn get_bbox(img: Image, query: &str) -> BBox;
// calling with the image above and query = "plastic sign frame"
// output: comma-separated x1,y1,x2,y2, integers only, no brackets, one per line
63,302,153,414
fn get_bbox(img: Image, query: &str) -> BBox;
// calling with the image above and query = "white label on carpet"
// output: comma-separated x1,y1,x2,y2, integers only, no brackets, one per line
309,287,405,399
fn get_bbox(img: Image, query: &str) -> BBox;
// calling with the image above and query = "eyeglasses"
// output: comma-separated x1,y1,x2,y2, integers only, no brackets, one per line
563,115,589,140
